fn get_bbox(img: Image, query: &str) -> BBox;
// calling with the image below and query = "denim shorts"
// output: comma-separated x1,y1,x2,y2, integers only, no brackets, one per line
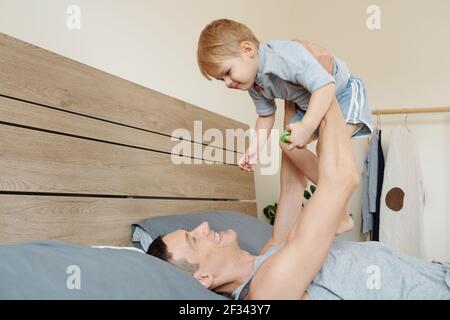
289,74,373,138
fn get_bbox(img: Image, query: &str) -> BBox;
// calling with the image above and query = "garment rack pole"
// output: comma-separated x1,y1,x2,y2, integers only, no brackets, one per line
372,106,450,115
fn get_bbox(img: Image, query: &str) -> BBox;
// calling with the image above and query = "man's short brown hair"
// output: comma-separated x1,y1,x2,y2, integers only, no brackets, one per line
197,19,260,80
147,235,199,274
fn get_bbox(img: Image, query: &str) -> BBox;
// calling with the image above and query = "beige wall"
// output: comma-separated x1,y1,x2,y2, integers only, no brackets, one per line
0,0,294,236
292,0,450,260
0,0,448,260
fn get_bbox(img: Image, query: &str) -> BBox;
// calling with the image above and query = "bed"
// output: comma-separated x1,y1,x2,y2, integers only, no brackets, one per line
0,32,267,299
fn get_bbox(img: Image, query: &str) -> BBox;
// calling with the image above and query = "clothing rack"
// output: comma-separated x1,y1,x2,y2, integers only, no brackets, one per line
372,106,450,115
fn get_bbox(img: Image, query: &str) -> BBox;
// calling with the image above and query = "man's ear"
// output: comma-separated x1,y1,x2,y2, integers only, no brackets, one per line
194,272,213,289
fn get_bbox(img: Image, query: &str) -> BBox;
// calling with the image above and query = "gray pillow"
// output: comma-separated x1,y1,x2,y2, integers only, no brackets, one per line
132,210,272,256
0,240,228,300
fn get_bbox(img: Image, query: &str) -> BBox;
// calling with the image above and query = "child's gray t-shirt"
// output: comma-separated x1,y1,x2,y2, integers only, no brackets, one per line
249,40,350,116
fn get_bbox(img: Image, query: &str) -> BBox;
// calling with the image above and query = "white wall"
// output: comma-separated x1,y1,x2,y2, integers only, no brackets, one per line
1,0,448,260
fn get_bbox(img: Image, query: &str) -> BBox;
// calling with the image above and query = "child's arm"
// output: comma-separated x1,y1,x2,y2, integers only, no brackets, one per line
285,82,335,151
238,113,275,172
264,40,337,150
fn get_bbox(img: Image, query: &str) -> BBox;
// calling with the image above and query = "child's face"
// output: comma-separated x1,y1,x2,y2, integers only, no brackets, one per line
213,42,259,91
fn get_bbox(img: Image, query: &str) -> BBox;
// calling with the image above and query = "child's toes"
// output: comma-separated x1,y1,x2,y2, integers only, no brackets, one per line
336,214,354,235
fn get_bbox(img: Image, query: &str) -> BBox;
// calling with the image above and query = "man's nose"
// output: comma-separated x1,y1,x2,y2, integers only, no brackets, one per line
196,221,210,236
192,221,209,234
201,221,210,232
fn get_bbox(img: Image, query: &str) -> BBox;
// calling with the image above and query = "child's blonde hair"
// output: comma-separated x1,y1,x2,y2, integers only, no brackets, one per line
197,19,260,80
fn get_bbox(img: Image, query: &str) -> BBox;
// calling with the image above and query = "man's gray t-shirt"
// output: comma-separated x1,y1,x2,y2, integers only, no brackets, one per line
248,40,350,116
307,240,449,300
232,240,450,300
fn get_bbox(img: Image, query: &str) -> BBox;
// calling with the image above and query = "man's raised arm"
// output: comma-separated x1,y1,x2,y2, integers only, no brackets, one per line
248,97,360,299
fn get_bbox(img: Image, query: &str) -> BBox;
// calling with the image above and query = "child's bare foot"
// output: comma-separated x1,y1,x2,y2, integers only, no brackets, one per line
336,214,354,235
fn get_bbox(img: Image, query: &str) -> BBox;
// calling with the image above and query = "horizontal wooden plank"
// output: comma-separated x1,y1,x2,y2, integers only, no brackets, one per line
0,125,256,199
0,32,250,151
0,195,257,245
0,96,242,165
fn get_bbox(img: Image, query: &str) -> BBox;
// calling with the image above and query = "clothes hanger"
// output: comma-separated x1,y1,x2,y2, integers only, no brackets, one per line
404,113,411,132
376,114,381,131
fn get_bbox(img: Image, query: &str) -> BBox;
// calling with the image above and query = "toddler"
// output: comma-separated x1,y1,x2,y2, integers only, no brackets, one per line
197,19,373,242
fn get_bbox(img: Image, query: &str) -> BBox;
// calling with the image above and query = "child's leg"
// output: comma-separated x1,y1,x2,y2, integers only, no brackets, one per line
282,100,320,184
315,123,362,158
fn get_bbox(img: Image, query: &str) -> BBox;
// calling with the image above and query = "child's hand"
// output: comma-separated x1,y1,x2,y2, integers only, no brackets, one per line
284,121,316,151
237,147,257,172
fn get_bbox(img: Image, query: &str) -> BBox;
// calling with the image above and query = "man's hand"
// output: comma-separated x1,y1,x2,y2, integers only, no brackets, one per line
237,147,258,172
284,121,316,151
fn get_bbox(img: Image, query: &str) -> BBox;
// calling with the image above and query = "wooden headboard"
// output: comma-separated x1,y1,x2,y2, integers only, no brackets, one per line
0,33,256,246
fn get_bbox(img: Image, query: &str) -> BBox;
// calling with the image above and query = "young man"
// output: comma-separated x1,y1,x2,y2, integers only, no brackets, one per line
148,100,450,299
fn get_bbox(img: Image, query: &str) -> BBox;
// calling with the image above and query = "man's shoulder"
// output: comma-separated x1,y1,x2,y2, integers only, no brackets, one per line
245,244,293,298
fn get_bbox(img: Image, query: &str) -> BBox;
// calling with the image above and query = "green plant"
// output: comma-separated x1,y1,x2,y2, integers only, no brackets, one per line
263,184,316,225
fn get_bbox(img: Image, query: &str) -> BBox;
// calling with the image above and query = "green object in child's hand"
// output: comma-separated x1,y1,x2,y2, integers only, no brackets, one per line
280,131,291,144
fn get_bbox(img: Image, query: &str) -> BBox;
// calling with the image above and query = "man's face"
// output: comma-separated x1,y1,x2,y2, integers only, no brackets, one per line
163,221,238,272
213,42,259,91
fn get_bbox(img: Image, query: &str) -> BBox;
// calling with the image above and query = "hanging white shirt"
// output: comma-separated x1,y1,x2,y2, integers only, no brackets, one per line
379,126,426,258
